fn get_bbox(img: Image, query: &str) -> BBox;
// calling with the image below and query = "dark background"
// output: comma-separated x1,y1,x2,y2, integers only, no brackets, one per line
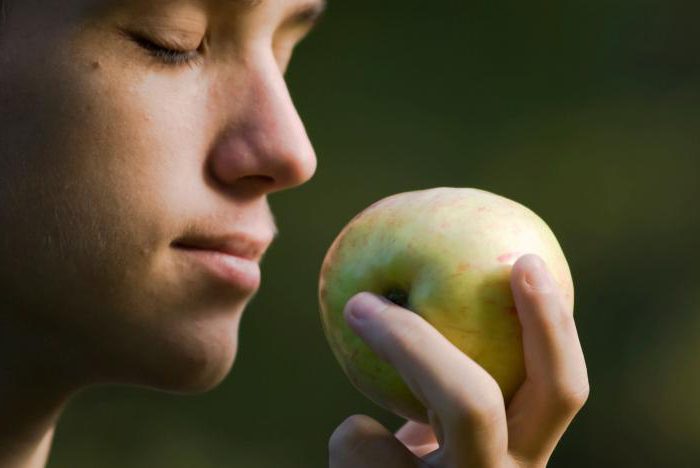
49,0,700,466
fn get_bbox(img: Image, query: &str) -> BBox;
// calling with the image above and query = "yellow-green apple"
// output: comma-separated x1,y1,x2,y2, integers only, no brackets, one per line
318,187,574,423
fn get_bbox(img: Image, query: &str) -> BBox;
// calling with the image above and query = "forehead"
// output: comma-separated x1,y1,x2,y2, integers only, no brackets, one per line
102,0,326,22
0,0,325,41
105,0,321,10
5,0,325,14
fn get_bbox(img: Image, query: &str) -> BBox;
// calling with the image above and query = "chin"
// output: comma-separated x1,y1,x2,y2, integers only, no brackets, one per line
122,309,245,395
160,338,239,395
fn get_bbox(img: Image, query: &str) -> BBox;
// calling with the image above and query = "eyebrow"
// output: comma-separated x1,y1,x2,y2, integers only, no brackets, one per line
226,0,263,7
226,0,327,26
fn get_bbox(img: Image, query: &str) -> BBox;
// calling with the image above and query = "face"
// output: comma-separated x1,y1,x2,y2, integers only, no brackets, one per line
0,0,321,392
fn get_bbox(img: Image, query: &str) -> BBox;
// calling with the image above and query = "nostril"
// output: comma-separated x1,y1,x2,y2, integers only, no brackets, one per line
240,175,275,184
237,175,276,191
218,175,277,199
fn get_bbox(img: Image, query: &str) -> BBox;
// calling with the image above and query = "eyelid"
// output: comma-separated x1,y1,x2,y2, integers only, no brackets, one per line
123,27,201,51
120,29,203,67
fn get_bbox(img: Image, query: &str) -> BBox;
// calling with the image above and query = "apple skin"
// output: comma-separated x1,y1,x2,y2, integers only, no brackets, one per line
318,187,574,423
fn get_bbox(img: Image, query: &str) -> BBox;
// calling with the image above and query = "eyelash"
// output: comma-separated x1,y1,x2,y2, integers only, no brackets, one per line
130,34,203,67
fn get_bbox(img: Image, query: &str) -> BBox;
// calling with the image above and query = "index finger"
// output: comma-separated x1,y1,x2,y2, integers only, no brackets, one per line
344,292,509,466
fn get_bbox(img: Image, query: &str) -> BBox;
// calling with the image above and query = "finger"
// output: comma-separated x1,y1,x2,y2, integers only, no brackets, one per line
345,293,508,466
395,421,439,458
329,414,424,468
506,254,589,462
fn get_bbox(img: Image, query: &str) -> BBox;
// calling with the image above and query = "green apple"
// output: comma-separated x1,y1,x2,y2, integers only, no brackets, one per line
318,187,574,423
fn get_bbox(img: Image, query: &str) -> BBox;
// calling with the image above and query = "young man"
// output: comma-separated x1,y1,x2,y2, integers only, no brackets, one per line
0,1,588,467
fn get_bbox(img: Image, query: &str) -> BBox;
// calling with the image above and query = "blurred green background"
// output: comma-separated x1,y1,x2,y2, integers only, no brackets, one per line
49,0,699,466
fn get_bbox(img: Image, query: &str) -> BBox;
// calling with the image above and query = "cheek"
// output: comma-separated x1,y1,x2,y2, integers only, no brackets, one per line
0,35,209,315
45,45,218,243
0,22,251,391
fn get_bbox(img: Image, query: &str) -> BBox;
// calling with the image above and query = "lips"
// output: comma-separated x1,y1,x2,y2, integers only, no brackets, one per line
172,233,271,262
171,232,273,292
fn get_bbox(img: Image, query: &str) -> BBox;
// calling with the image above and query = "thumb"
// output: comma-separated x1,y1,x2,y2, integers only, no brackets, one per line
329,415,425,468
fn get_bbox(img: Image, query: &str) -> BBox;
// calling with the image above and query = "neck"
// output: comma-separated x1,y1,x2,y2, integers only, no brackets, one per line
0,315,82,468
0,387,64,468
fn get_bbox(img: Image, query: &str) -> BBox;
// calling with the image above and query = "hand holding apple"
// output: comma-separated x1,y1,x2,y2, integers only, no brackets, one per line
321,188,589,467
319,187,575,422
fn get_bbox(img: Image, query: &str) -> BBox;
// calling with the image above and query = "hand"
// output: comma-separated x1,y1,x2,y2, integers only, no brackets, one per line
329,254,589,467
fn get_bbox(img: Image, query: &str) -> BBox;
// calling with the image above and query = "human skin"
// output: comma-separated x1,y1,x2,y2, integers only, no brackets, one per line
0,1,589,467
319,188,575,423
0,0,320,466
330,256,590,467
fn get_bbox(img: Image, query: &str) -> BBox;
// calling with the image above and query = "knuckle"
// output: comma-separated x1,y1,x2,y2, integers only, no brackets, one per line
554,301,577,329
532,290,577,334
381,309,429,355
447,386,505,431
551,380,590,413
472,393,506,427
328,415,372,459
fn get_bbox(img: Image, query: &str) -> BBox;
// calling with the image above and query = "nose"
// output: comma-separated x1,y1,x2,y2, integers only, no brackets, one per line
207,55,317,198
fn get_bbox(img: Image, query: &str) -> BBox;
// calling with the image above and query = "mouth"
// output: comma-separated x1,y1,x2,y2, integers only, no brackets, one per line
171,233,272,293
173,246,261,293
172,232,271,262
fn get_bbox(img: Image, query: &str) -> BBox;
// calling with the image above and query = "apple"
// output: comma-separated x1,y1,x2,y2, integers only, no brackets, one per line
318,187,574,423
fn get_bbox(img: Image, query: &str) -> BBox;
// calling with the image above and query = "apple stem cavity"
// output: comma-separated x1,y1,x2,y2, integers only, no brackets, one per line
384,288,411,311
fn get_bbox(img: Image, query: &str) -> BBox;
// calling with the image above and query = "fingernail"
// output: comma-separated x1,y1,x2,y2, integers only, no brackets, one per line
345,293,389,322
524,256,552,291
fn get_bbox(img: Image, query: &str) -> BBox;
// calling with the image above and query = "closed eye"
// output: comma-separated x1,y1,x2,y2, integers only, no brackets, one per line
126,32,203,67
